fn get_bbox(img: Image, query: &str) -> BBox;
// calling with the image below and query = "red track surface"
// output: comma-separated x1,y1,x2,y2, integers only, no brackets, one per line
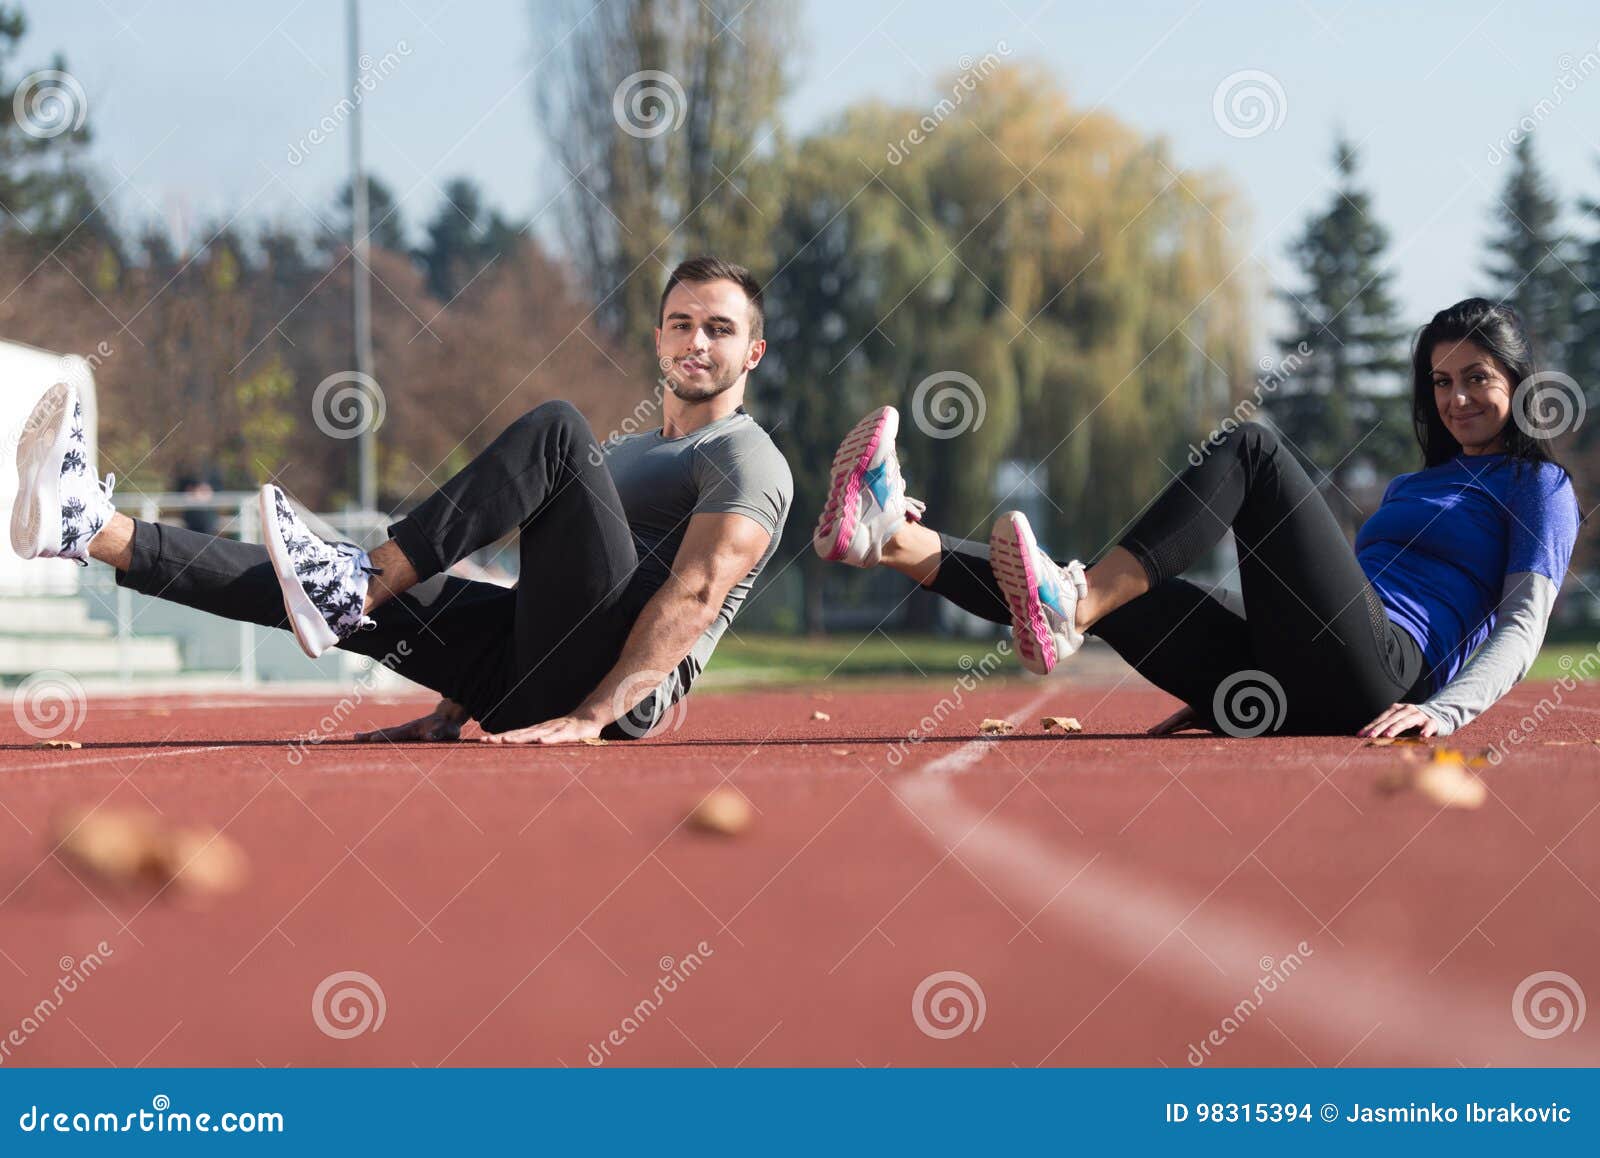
2,677,1597,1067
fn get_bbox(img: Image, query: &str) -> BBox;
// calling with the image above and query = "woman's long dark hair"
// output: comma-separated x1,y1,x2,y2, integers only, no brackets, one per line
1410,297,1569,479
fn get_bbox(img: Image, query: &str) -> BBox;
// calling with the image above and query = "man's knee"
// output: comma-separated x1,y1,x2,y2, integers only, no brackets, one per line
506,400,596,453
519,399,587,433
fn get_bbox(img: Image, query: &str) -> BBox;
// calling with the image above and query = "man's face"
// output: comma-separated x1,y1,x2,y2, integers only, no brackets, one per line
654,278,766,402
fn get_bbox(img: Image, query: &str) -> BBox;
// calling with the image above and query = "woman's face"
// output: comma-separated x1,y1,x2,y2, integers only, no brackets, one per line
1430,339,1513,455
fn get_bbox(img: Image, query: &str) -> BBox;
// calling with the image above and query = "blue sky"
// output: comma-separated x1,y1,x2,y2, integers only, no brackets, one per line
18,1,1600,352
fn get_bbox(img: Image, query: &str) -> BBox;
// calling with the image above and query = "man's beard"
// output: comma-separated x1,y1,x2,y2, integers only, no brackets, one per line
664,356,742,401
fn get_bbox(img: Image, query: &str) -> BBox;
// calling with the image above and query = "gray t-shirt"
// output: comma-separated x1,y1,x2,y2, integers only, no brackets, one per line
601,408,792,731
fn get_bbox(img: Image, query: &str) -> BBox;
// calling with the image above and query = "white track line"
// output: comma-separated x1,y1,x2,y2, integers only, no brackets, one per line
896,692,1590,1065
0,744,230,775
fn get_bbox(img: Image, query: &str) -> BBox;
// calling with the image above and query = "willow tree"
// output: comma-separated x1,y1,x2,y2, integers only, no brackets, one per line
761,64,1251,628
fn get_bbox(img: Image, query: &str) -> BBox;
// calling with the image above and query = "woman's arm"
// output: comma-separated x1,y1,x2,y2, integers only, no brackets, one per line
1416,571,1557,735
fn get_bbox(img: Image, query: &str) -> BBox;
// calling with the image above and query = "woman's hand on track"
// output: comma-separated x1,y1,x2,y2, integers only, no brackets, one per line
1147,705,1203,735
1358,702,1439,740
353,699,467,743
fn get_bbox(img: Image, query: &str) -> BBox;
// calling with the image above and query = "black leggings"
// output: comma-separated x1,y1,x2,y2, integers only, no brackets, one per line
928,423,1431,735
117,401,658,736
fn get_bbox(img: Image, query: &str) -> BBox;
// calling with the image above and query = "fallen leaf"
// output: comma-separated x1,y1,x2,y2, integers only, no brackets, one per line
1367,735,1429,748
831,748,852,756
55,810,166,884
1040,716,1082,733
1377,749,1487,809
811,710,831,721
579,737,609,746
33,739,81,750
53,809,249,895
165,828,250,894
979,718,1014,735
690,788,751,835
1413,758,1486,810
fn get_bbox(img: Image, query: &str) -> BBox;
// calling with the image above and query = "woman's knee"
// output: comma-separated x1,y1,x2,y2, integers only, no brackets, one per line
1222,420,1279,457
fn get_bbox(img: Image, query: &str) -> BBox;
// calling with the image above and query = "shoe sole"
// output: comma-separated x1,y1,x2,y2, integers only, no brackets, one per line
815,405,896,562
991,511,1057,676
9,383,74,560
259,484,339,660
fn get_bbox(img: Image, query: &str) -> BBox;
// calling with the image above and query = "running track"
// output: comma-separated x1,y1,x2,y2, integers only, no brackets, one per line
1,674,1597,1067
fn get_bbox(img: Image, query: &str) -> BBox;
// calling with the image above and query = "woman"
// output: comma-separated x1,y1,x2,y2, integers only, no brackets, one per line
813,298,1580,739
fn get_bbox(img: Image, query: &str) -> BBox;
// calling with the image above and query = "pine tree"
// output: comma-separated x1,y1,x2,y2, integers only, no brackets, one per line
1570,157,1600,393
414,177,523,302
332,174,408,254
1484,134,1576,370
0,6,109,251
1272,135,1412,529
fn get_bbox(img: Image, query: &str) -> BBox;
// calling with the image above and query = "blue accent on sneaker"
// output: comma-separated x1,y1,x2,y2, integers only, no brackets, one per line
1038,577,1066,616
863,461,891,508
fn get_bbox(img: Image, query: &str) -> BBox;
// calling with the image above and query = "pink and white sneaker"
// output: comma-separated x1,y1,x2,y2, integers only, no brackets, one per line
813,405,925,568
990,511,1087,675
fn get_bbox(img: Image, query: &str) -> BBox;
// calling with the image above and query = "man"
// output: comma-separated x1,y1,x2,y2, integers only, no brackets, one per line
11,256,793,745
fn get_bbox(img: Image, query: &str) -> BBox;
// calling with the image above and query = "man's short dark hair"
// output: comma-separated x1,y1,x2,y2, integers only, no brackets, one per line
658,256,764,342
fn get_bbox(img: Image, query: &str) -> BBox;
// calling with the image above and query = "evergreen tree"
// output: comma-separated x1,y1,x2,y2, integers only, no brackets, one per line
1569,157,1600,392
414,176,523,302
1271,135,1412,528
0,5,109,252
1483,134,1576,370
331,174,407,253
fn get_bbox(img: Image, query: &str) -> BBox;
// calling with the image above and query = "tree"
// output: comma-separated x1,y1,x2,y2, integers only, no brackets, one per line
1271,135,1411,528
0,5,108,252
758,66,1250,631
1484,134,1577,371
331,174,408,254
530,0,796,356
1568,158,1600,391
414,176,524,302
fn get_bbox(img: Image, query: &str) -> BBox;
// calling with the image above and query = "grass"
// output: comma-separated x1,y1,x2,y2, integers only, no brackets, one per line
708,632,1600,687
702,632,1007,685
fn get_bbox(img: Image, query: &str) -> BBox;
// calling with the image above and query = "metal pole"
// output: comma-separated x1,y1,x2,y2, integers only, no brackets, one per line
349,0,377,517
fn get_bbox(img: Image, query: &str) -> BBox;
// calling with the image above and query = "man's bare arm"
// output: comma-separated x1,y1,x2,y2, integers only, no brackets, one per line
485,512,771,744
